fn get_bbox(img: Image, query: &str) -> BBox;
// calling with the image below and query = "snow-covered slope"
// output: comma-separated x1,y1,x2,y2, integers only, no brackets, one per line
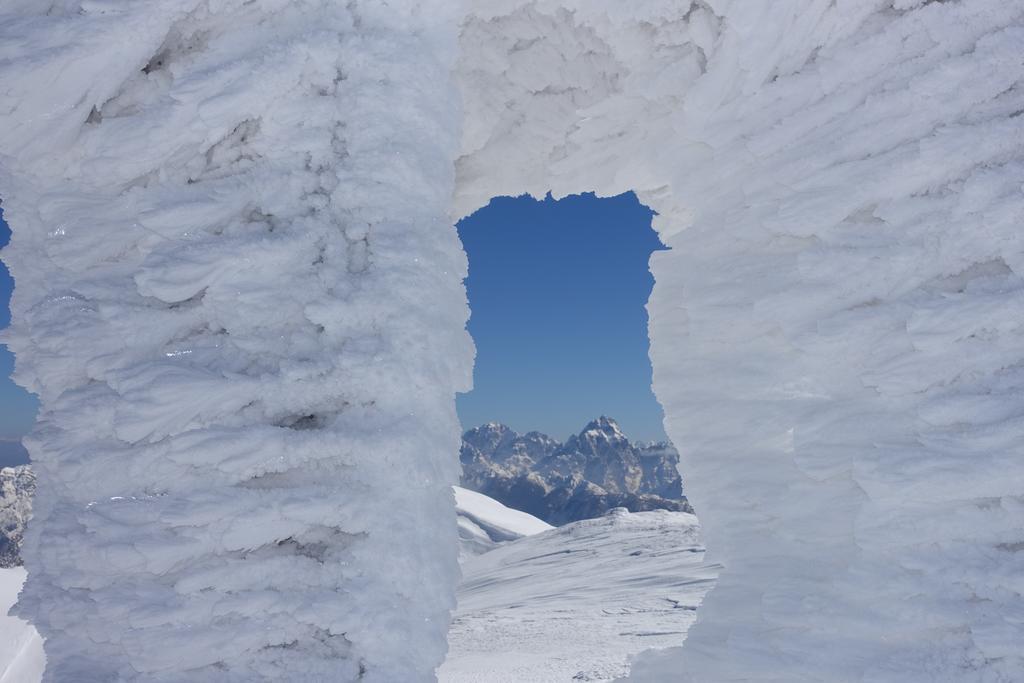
440,509,717,683
454,486,552,560
0,568,44,683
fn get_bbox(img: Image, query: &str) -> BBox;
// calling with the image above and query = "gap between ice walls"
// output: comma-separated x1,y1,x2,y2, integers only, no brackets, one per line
0,1,1020,681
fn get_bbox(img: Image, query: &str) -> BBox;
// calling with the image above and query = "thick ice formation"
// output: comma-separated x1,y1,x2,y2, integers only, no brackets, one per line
1,0,1022,680
0,1,471,680
457,1,1024,680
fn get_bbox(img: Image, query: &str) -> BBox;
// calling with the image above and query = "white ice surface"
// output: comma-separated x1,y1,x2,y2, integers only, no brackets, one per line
0,1,470,680
0,568,44,683
0,0,1022,680
454,485,552,559
457,3,1024,680
440,509,717,683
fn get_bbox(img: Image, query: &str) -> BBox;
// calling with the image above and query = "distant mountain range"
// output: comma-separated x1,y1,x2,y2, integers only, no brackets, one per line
460,417,692,526
0,466,34,568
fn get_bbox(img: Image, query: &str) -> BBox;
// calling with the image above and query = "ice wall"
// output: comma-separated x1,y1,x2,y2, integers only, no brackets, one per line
2,0,1022,679
458,1,1024,680
0,1,471,680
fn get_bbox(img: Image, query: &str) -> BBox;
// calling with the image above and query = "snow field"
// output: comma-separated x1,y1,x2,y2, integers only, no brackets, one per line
441,509,716,683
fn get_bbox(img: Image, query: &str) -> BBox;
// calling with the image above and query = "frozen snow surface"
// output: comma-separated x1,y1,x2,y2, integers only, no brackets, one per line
454,485,553,560
0,568,44,683
457,1,1024,681
0,1,471,681
440,509,717,683
1,0,1023,680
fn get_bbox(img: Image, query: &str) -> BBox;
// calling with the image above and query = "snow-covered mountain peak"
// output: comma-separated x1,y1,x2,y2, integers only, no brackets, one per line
460,418,689,526
466,421,513,441
572,415,630,453
581,415,624,438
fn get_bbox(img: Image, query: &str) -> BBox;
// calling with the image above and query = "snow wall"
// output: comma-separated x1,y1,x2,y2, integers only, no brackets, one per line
0,1,471,681
1,0,1022,681
457,2,1024,682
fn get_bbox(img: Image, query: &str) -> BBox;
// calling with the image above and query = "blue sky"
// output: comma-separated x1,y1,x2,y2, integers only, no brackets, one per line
0,208,40,443
0,192,669,448
457,192,669,443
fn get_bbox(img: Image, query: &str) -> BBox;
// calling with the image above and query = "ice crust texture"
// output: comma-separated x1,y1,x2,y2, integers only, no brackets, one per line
459,2,1024,681
0,1,471,681
0,0,1022,681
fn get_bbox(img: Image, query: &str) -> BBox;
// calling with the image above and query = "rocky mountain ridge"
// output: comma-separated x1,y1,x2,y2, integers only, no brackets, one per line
0,466,34,568
460,417,691,526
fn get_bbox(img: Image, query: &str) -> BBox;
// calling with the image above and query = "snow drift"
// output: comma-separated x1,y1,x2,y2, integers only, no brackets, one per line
454,485,552,560
0,0,1022,680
